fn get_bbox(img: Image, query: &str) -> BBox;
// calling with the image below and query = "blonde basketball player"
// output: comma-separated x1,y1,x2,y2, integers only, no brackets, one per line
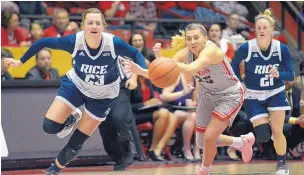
124,23,256,175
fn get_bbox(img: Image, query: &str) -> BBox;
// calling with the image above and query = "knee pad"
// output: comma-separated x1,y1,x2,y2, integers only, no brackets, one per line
57,129,89,166
254,124,271,142
42,118,65,134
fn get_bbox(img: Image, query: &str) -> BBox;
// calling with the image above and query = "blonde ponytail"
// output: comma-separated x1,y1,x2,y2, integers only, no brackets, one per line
263,9,272,16
255,8,275,26
171,30,186,52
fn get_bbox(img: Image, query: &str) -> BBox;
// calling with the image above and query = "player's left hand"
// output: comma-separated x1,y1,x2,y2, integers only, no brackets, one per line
125,78,138,90
269,65,279,78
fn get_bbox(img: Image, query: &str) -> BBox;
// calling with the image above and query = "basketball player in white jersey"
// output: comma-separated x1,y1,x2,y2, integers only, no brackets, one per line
4,8,147,175
125,23,256,175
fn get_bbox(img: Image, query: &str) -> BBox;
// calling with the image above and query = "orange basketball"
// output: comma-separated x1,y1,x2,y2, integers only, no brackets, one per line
148,57,180,88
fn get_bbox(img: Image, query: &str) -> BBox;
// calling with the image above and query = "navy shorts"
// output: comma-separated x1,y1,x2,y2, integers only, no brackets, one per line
244,90,290,122
56,76,116,121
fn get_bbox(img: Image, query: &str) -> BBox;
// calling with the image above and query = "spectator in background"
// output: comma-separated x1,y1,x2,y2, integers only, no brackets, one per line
222,13,248,49
25,48,60,80
44,8,74,37
1,48,14,80
161,73,201,161
30,22,44,43
99,1,135,29
1,10,29,46
128,33,155,62
208,24,235,62
129,2,157,32
130,63,178,162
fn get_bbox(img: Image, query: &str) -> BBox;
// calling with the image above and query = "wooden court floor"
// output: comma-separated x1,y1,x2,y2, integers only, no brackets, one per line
2,160,304,175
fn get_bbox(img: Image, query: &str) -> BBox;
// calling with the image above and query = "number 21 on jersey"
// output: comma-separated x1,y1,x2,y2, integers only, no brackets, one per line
260,74,274,87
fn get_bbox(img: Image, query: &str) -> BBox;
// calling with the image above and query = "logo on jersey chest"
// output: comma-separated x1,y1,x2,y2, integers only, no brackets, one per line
254,64,279,74
80,64,108,74
196,68,210,76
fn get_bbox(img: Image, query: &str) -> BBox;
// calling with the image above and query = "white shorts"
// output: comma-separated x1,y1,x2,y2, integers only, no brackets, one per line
196,86,244,133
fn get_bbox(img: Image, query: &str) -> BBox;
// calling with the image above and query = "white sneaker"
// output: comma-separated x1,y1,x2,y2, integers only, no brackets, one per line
236,132,255,163
56,108,82,138
276,163,289,175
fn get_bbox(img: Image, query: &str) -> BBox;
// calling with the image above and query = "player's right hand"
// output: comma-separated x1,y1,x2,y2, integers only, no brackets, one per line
153,43,162,59
3,58,23,68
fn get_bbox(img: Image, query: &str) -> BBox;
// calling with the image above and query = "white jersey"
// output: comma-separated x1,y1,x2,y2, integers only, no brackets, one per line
189,41,241,94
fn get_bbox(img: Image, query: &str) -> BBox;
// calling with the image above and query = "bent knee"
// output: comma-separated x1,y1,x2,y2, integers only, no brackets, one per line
159,108,169,116
189,112,197,121
43,117,64,134
203,133,217,143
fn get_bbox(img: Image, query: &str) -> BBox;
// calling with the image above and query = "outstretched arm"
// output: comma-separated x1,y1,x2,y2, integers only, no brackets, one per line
4,34,76,68
176,44,223,75
20,34,76,63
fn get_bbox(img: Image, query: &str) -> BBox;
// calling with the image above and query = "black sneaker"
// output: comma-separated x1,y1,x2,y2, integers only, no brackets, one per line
57,109,82,138
43,164,60,175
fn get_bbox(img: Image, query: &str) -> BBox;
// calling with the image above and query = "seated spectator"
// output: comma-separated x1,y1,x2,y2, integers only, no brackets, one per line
208,23,235,61
25,48,60,80
222,13,248,49
1,48,14,80
30,22,43,43
129,2,157,32
98,1,135,29
43,8,74,37
161,73,201,161
131,59,178,161
1,10,29,46
128,33,155,62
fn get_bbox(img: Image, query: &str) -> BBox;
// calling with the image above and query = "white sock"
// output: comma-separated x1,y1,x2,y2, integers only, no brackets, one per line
231,137,244,149
200,164,211,172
